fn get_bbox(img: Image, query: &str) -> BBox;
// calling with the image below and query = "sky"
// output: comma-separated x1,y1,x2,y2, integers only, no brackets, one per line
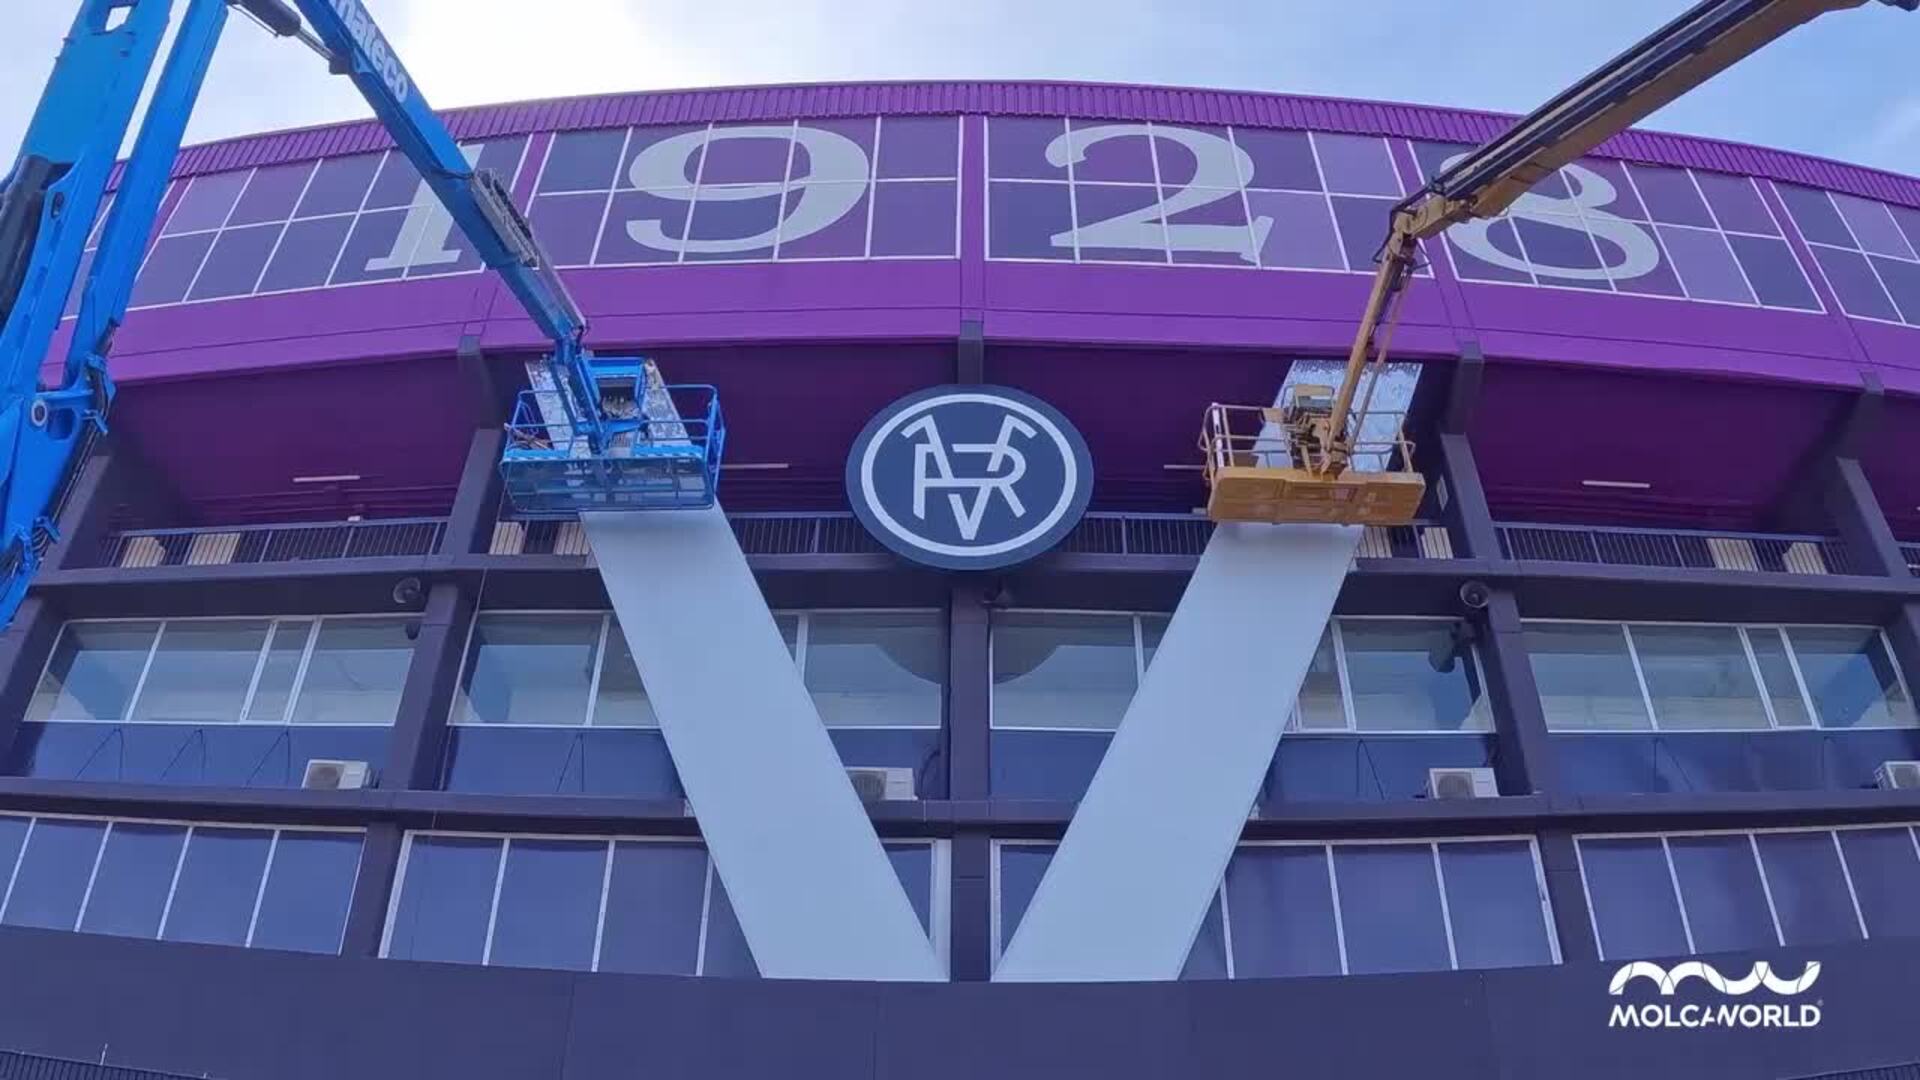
1,0,1917,178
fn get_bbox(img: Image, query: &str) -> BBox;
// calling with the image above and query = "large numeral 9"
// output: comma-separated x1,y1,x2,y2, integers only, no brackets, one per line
625,126,870,254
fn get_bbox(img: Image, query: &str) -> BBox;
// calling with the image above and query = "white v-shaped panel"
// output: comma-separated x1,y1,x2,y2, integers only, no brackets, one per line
583,508,944,981
994,522,1361,982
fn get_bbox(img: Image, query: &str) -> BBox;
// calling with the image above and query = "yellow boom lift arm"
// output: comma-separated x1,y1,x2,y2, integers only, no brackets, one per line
1202,0,1915,527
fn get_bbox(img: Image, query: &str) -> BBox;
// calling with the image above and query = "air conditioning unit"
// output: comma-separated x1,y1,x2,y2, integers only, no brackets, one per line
846,766,916,802
302,759,371,791
1428,766,1498,800
1875,760,1920,790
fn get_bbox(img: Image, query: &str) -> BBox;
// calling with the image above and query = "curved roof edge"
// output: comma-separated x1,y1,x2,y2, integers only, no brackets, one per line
152,79,1920,209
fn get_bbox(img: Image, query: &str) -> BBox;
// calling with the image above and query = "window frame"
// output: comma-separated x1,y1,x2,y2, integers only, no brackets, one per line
1526,618,1914,733
0,809,362,952
989,609,1491,735
989,834,1559,978
1572,822,1920,959
447,607,945,730
29,615,413,727
381,827,950,975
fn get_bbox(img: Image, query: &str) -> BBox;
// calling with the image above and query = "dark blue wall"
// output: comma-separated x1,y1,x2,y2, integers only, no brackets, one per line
1,926,1916,1080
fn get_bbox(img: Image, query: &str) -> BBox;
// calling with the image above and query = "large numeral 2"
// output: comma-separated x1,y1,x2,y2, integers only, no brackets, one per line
1045,125,1272,264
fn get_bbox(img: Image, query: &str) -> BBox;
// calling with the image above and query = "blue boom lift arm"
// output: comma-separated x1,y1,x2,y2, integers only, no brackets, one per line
0,0,723,627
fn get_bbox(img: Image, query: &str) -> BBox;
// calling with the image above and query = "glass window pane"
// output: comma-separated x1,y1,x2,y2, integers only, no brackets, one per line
593,617,656,727
1629,624,1768,730
251,832,361,954
131,620,270,725
244,620,313,724
2,819,107,930
1312,133,1400,196
1787,627,1916,728
870,181,957,258
992,613,1138,730
1140,616,1170,672
1755,831,1861,947
805,612,944,728
29,621,161,723
1833,194,1916,259
78,823,186,940
1440,841,1554,969
0,817,28,900
1747,628,1812,727
1694,172,1778,236
1295,625,1345,730
877,116,958,180
596,842,706,975
1182,889,1229,980
1526,623,1652,731
1814,244,1901,321
1332,844,1451,974
1340,620,1485,731
1838,827,1920,940
163,171,248,234
185,223,279,300
130,232,215,307
290,617,414,726
385,835,501,964
1668,834,1777,953
456,613,601,726
488,839,606,971
295,154,380,218
1659,224,1755,304
996,843,1055,954
988,182,1073,261
162,828,272,947
886,843,934,936
1580,837,1688,960
701,865,758,977
540,128,628,193
1225,846,1342,978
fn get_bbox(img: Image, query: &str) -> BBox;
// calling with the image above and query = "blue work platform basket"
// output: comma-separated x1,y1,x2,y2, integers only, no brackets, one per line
499,384,725,518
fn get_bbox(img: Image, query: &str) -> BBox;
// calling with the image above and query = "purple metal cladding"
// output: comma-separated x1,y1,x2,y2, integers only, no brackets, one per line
68,81,1920,531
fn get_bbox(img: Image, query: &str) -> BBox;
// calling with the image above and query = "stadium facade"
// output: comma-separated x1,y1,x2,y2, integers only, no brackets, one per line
3,80,1920,1078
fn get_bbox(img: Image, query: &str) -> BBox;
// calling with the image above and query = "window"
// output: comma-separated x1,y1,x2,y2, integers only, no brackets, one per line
1289,619,1490,733
452,610,942,729
1529,621,1914,732
127,138,529,310
1412,143,1820,311
28,616,415,727
1576,825,1920,960
991,613,1487,734
994,837,1557,978
383,830,946,975
1776,184,1920,326
0,813,360,953
987,119,1407,271
527,117,961,267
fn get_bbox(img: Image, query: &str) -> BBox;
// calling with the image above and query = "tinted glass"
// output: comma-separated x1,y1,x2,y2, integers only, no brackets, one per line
1225,846,1342,977
1294,625,1345,729
1441,841,1554,969
596,842,707,975
130,620,270,724
886,843,934,935
386,835,501,963
162,828,272,946
1527,623,1651,730
701,867,758,977
29,621,161,723
1668,834,1777,953
1837,827,1920,939
1630,624,1768,730
488,839,607,971
1581,837,1689,960
78,823,185,939
1333,844,1451,974
291,618,413,725
242,620,313,724
457,613,602,726
992,614,1137,730
997,844,1055,953
1787,627,1916,728
593,617,656,727
805,613,944,728
1747,628,1813,727
251,831,361,954
1341,620,1485,731
2,819,107,930
1755,831,1861,946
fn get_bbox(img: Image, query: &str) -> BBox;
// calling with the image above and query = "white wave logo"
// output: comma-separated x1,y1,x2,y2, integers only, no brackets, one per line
1608,960,1822,997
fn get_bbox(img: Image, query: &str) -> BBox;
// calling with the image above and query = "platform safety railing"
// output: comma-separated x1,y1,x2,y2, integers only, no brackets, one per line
93,517,447,569
1496,521,1852,576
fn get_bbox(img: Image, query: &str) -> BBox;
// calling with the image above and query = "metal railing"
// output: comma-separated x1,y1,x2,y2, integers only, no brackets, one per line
1902,543,1920,577
0,1050,214,1080
1496,522,1851,575
94,518,447,569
